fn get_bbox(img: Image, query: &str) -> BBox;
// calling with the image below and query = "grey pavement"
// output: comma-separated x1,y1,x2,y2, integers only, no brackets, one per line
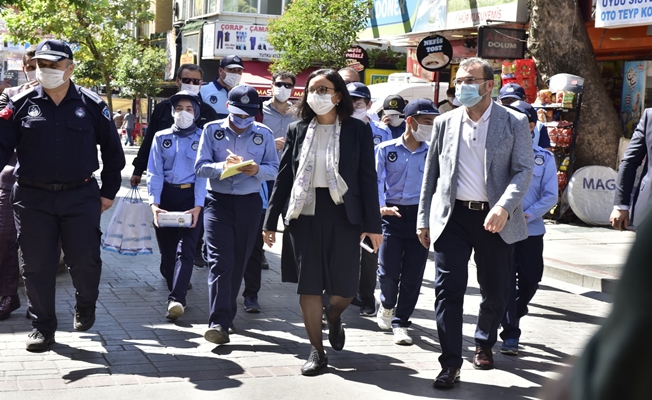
0,146,624,399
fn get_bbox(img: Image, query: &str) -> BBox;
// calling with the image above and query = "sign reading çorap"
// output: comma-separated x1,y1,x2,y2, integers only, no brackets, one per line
416,35,453,72
208,22,279,60
477,26,527,60
596,0,652,29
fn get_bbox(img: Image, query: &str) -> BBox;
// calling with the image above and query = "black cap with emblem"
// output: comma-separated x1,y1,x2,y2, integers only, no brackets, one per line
32,40,74,62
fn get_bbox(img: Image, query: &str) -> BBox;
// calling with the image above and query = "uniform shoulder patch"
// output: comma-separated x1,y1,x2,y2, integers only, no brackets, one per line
534,154,545,166
79,87,105,105
387,151,398,162
162,139,172,149
101,106,111,121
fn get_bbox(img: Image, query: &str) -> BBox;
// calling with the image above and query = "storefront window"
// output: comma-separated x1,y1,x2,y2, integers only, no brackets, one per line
193,0,204,16
206,0,218,14
260,0,282,15
222,0,286,15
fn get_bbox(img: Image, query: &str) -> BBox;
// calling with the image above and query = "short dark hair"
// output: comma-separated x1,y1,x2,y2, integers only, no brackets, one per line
176,64,203,79
23,46,36,65
446,87,455,97
297,68,354,122
338,67,360,81
272,70,296,86
127,108,131,112
459,57,494,80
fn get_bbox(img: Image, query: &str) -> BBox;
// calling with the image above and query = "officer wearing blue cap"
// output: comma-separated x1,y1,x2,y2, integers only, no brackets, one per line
499,85,551,150
0,39,125,352
195,84,279,344
498,102,558,356
375,98,438,345
147,90,207,321
200,55,244,119
347,82,391,147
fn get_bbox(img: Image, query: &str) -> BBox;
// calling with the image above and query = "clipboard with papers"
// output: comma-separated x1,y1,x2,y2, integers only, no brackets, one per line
219,159,254,180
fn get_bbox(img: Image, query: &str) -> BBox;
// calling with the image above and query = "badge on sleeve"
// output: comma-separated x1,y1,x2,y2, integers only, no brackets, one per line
387,151,397,162
373,136,381,145
253,133,263,145
192,141,199,151
0,107,13,120
101,106,111,120
163,139,172,148
214,130,224,140
28,105,41,118
75,107,86,118
210,95,218,104
534,155,544,166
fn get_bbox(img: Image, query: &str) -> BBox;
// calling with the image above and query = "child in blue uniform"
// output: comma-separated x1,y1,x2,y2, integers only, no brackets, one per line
499,101,558,355
375,99,439,345
147,91,207,321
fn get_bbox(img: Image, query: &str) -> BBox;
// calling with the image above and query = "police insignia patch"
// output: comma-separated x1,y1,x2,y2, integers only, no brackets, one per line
253,134,263,145
214,130,224,140
373,136,381,145
163,139,172,148
192,141,199,151
28,105,41,118
387,151,397,162
534,155,544,166
241,95,250,104
75,107,86,118
210,95,218,104
102,106,111,120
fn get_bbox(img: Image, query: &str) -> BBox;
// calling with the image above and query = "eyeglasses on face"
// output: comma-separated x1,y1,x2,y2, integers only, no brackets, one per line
180,77,201,85
307,86,335,95
454,77,488,86
274,82,293,89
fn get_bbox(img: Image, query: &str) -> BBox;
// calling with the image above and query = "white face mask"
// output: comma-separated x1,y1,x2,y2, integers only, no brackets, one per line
37,67,69,89
387,114,404,127
223,72,241,88
180,83,200,94
273,86,292,103
352,107,367,121
307,92,336,115
173,110,195,129
412,122,433,142
25,70,37,81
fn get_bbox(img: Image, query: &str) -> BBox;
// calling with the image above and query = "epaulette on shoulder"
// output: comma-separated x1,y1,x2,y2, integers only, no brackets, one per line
9,86,36,104
79,87,106,105
253,121,273,135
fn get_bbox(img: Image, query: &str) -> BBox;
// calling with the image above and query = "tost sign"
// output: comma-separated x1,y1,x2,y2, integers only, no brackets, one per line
416,34,452,72
477,26,527,60
344,46,369,72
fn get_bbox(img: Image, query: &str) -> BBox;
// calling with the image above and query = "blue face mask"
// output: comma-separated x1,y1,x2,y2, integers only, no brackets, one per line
455,82,488,108
230,114,255,129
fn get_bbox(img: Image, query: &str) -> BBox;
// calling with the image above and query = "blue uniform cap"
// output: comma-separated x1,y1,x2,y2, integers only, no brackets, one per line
504,100,537,124
499,83,525,100
346,82,371,99
33,40,74,62
403,98,439,117
220,55,244,70
227,85,259,117
170,90,201,121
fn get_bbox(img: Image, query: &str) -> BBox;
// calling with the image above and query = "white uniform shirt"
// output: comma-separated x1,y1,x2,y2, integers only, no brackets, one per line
456,105,492,202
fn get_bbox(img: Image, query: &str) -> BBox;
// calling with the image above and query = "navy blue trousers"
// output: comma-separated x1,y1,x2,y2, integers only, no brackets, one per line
500,234,544,341
242,211,265,298
154,185,203,306
12,180,102,337
378,204,429,328
204,191,261,329
433,205,513,368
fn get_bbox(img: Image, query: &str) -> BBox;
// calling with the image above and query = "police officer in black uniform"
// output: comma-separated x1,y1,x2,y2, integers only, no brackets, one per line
0,40,125,352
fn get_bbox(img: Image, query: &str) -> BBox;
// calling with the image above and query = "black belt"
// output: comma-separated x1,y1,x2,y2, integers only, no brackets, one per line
18,177,93,192
456,199,489,211
164,182,194,189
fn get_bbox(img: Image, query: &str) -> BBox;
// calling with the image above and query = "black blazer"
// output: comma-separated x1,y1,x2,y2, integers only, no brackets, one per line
263,117,382,234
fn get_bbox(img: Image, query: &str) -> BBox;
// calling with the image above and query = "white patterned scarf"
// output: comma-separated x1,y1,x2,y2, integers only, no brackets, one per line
285,117,349,224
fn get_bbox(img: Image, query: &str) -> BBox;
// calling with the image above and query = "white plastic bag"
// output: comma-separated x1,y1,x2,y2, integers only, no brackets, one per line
102,188,153,255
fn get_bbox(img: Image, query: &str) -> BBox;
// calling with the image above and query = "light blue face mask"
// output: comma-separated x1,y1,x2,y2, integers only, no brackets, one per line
230,114,255,129
455,82,489,108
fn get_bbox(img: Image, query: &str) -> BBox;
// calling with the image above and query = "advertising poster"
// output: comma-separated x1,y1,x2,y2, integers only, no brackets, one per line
446,0,524,29
412,0,447,33
202,22,215,59
213,23,279,59
361,0,419,39
416,35,453,72
344,46,369,72
595,1,652,29
620,61,646,138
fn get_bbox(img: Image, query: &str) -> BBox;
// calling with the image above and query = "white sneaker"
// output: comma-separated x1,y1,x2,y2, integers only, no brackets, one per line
393,327,412,345
166,301,184,320
376,304,394,330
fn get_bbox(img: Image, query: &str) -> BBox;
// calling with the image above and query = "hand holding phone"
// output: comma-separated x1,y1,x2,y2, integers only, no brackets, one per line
360,238,374,253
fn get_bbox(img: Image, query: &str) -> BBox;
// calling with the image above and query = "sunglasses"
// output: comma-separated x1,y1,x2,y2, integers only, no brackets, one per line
274,82,293,89
180,77,201,85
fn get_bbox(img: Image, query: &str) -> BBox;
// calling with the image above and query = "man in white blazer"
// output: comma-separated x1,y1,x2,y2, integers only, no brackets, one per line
417,57,533,389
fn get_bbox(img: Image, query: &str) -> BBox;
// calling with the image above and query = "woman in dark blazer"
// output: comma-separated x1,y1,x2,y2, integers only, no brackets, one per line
263,69,382,376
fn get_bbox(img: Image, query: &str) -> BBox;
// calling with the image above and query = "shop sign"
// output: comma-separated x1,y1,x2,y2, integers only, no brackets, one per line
407,48,434,81
477,26,526,60
212,22,279,60
595,1,652,29
446,0,527,29
360,0,418,39
364,68,401,85
344,46,369,72
202,23,215,59
412,0,447,33
180,50,195,65
416,35,452,72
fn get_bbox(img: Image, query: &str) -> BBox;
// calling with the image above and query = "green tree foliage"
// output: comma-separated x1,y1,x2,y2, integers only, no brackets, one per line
267,0,374,73
1,0,154,112
113,42,166,99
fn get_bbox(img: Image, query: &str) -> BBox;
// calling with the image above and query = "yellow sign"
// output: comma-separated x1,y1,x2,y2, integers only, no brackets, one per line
449,65,459,87
364,68,402,85
180,51,195,65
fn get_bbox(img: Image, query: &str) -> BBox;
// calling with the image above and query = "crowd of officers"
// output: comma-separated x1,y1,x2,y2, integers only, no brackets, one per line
0,40,556,390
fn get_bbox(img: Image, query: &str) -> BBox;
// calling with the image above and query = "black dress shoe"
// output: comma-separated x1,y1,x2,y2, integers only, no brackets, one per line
261,254,269,270
0,295,20,320
433,366,461,389
326,306,345,351
350,293,363,307
473,346,495,370
73,306,96,331
300,348,328,376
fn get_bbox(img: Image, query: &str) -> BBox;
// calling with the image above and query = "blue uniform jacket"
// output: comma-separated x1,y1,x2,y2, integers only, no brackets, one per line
200,80,229,119
375,137,429,207
370,120,392,147
523,146,558,236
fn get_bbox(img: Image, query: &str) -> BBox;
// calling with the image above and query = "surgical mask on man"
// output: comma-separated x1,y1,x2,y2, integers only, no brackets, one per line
411,122,433,142
352,107,368,121
229,114,255,129
173,110,195,129
37,67,69,89
223,72,241,88
455,81,489,108
25,70,37,82
307,92,336,116
387,114,404,127
180,83,200,94
273,86,292,103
